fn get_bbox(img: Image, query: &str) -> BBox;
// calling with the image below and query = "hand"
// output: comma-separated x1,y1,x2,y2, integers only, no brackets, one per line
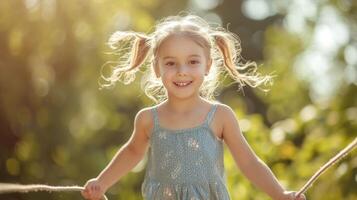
81,178,106,200
283,191,306,200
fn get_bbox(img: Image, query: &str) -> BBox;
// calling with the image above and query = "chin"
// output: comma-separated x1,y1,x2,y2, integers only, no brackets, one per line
169,91,200,100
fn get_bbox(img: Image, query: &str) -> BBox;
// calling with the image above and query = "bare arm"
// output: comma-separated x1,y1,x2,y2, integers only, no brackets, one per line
96,108,152,191
219,105,286,200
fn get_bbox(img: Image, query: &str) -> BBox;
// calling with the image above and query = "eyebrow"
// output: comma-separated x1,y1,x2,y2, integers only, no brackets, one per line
163,54,202,59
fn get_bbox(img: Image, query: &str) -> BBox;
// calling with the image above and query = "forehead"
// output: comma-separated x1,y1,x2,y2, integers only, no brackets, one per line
157,35,207,58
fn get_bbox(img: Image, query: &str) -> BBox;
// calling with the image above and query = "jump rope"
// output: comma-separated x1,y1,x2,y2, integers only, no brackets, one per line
0,137,356,200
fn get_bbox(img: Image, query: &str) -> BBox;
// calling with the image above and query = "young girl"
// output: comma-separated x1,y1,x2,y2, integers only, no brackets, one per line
81,14,307,200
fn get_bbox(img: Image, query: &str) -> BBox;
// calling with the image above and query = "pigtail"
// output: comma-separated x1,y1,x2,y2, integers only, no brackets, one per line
99,31,151,89
128,33,151,70
212,32,275,92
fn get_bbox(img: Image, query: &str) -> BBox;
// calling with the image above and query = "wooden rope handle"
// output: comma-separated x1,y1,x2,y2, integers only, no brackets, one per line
0,183,108,200
296,137,357,197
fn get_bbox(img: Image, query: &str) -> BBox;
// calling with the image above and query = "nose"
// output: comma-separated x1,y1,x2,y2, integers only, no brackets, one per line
177,65,188,76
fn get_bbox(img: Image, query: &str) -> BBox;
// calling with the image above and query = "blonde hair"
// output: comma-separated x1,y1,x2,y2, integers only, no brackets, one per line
99,14,275,103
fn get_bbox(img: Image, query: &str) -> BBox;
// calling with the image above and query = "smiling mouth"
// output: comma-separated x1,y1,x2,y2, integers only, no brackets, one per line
173,81,193,87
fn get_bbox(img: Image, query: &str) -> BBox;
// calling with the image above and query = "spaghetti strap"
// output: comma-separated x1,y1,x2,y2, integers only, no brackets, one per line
205,103,218,126
150,106,159,130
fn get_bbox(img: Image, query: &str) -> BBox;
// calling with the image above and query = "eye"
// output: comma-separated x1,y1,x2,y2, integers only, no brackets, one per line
189,60,200,65
165,61,175,66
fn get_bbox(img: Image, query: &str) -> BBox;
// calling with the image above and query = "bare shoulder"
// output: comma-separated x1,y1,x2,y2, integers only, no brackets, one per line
215,102,237,123
126,106,155,155
213,102,241,140
204,102,236,140
134,106,155,138
135,107,153,127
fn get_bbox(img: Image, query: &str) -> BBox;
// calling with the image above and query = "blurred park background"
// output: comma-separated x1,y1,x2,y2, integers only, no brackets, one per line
0,0,356,199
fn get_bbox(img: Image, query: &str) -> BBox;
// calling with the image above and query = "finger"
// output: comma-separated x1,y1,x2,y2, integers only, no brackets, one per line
90,185,97,193
298,193,305,199
291,192,298,200
81,189,89,199
289,192,295,200
92,194,101,200
95,192,104,200
92,189,101,199
296,193,305,200
81,192,87,199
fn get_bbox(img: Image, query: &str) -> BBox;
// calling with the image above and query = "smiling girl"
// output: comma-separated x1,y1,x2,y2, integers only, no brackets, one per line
81,14,306,200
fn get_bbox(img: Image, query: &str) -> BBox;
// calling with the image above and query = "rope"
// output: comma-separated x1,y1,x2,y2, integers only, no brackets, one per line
0,137,355,199
296,137,357,197
0,183,108,200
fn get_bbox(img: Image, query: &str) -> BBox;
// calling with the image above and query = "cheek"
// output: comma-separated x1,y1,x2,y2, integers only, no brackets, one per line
191,67,206,76
161,68,176,77
160,69,176,84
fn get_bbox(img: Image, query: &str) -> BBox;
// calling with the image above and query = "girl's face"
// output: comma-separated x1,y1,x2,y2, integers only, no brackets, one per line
155,35,211,100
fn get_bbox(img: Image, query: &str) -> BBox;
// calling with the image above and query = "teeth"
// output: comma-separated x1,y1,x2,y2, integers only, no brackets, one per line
175,81,191,87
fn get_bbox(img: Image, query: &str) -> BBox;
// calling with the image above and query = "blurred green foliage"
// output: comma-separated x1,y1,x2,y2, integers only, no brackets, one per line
0,0,356,200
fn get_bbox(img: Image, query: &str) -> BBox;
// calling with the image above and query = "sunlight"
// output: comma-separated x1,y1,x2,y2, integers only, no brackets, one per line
190,0,221,10
239,118,251,132
203,12,222,26
41,0,56,21
112,11,131,30
241,0,273,20
292,5,350,104
283,0,317,34
270,127,285,145
299,104,317,122
24,0,39,12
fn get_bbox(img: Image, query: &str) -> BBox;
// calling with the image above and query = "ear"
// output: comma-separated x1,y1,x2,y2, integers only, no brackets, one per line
205,58,212,75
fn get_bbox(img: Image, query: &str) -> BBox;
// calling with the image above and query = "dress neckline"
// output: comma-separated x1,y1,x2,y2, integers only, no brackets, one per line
158,122,207,133
154,103,217,133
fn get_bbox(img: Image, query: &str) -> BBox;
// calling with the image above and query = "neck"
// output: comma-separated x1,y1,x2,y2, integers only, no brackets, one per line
164,95,206,114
